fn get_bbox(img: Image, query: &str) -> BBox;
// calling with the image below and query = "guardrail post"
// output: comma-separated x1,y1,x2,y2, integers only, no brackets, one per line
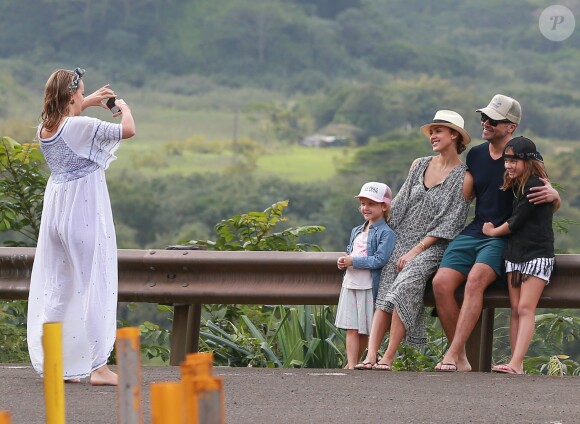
171,304,191,365
187,304,202,354
465,308,495,372
479,308,495,372
170,304,203,366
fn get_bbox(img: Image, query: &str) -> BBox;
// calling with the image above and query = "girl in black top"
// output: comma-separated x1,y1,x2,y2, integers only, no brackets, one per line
482,136,554,375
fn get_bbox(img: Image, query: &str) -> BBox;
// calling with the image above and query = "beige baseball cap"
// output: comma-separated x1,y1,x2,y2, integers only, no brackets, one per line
476,94,522,124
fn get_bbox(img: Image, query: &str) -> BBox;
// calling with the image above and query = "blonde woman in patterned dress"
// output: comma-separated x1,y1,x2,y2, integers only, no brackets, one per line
27,68,135,385
356,110,473,371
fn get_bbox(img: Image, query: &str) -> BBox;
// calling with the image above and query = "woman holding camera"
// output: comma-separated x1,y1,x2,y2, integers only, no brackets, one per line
27,67,135,385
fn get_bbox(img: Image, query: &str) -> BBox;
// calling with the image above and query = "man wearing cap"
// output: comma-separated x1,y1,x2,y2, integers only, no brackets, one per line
432,94,560,372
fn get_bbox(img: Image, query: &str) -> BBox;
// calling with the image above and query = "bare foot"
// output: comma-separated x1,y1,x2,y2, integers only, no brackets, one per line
90,365,118,386
455,356,472,372
65,378,81,384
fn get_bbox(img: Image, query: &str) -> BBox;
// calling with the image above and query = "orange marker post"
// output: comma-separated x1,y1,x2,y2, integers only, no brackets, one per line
182,352,214,422
194,377,224,424
180,361,199,424
150,382,183,424
0,410,12,424
116,327,143,424
42,322,65,424
184,352,214,377
181,353,224,424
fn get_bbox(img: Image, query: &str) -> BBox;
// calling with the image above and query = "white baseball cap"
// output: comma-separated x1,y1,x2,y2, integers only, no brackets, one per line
355,182,392,206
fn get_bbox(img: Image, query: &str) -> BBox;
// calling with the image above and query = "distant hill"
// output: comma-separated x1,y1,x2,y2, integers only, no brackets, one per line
1,0,580,141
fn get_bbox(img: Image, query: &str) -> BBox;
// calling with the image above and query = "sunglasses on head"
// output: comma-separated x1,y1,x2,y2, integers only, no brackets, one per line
503,151,544,162
480,113,512,127
70,67,85,92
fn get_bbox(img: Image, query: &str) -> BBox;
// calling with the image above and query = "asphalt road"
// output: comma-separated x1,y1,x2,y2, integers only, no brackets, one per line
1,364,579,423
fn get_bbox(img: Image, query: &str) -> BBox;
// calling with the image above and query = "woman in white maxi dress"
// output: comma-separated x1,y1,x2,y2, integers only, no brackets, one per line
27,68,135,385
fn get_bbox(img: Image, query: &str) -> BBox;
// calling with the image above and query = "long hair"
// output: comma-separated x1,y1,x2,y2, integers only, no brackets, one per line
41,69,75,132
500,147,549,196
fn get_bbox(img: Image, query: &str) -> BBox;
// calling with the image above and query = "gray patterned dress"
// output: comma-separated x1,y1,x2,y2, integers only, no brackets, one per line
376,156,470,347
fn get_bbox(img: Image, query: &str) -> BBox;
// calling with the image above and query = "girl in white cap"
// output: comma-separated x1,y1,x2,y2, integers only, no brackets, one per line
336,182,396,369
483,137,554,375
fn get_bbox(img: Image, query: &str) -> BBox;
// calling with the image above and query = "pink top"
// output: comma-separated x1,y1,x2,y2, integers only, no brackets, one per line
342,231,373,290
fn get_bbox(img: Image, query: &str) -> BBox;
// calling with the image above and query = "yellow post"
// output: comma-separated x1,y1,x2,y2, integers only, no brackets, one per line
42,322,65,424
150,382,183,424
0,410,12,424
116,327,143,424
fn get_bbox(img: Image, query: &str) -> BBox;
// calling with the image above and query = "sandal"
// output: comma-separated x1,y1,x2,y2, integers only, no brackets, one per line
372,363,392,371
492,364,523,375
435,362,458,372
354,361,375,370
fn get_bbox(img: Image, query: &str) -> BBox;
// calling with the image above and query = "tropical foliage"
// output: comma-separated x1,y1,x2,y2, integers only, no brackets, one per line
0,138,46,363
0,137,47,246
200,305,343,368
186,200,341,367
0,300,28,363
188,200,325,252
492,310,580,375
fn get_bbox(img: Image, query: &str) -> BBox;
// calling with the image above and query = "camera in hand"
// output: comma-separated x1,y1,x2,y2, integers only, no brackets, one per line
106,97,121,114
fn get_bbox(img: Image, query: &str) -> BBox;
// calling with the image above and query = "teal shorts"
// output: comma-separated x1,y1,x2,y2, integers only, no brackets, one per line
440,235,507,278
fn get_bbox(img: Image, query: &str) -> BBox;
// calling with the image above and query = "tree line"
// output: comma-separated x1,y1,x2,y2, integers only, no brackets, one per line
3,0,580,139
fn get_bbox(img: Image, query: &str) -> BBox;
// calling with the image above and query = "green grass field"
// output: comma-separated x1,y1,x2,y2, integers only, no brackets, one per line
3,84,352,182
255,145,353,182
89,86,356,182
110,141,354,182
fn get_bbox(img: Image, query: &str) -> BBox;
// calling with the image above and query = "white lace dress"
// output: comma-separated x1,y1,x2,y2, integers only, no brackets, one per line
27,116,122,379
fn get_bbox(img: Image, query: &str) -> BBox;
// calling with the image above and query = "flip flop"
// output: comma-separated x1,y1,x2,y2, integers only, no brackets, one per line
354,361,375,370
372,363,392,371
492,364,523,375
435,362,458,372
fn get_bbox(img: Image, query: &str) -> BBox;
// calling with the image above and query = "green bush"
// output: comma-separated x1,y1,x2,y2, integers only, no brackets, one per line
0,301,29,363
189,200,325,251
0,136,47,246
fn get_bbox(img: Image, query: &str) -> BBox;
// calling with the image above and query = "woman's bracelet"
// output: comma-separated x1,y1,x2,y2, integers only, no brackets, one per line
417,241,426,251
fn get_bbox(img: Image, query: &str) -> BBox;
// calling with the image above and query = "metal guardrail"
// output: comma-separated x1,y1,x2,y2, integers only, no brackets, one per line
1,248,579,370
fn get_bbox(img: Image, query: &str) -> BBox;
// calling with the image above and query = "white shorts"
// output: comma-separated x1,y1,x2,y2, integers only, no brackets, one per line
505,257,554,285
334,287,374,334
